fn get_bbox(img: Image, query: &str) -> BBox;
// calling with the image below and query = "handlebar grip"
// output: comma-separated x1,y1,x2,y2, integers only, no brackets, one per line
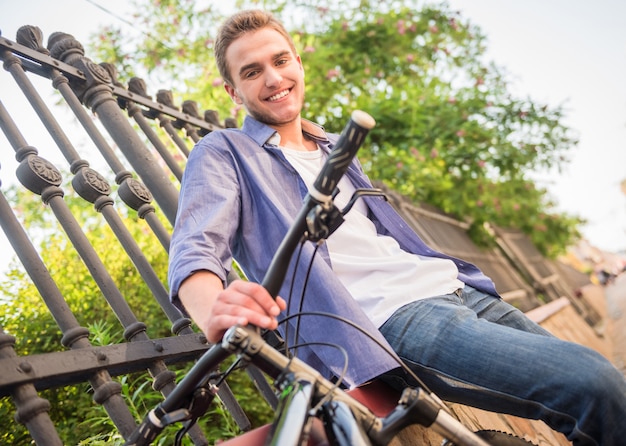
312,110,375,200
123,410,162,446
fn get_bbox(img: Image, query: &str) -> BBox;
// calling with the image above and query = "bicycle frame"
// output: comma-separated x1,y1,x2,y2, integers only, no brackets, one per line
123,111,492,446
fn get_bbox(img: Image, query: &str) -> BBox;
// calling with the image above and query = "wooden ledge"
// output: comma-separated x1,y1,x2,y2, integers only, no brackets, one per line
524,296,570,324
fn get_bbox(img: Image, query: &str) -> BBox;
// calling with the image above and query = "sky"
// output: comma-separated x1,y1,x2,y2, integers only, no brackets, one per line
444,0,626,256
1,0,626,277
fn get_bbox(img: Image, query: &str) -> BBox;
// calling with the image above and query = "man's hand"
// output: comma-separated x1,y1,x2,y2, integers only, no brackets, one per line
179,271,286,344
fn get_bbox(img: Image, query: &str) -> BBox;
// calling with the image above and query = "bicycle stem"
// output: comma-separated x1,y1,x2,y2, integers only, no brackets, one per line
267,377,317,446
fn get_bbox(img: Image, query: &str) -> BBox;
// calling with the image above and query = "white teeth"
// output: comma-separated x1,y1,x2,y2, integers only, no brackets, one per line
268,90,289,101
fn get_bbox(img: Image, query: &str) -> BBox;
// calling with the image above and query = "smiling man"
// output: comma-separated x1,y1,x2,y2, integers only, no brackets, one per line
168,9,626,445
222,31,308,143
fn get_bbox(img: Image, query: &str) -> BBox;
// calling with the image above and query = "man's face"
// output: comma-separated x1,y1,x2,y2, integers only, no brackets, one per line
224,28,305,128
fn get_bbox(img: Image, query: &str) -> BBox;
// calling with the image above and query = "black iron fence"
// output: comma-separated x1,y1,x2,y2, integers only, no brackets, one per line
0,25,252,445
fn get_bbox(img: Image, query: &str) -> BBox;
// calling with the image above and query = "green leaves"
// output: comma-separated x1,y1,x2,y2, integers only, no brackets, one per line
289,2,580,255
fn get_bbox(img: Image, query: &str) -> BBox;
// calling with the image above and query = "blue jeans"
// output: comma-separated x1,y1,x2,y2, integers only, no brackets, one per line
378,286,626,445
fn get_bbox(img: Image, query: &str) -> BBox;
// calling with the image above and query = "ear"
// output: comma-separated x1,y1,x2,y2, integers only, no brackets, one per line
224,83,243,104
297,54,304,75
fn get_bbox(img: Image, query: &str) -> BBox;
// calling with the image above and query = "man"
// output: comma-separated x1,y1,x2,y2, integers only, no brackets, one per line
169,9,626,445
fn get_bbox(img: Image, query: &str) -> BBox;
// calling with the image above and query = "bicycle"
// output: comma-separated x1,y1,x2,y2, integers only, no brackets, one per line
124,111,535,446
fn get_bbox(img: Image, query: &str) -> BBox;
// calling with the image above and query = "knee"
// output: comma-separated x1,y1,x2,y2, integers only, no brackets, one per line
566,350,626,405
563,353,626,445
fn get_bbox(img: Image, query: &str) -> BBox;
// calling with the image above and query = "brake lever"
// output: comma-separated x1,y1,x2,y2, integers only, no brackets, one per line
304,188,388,243
341,188,387,216
305,203,343,242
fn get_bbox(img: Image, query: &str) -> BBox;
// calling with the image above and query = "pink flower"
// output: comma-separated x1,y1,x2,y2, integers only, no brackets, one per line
456,129,466,137
477,160,486,168
430,148,438,158
397,20,406,35
303,46,316,53
212,78,223,87
326,68,340,80
406,54,415,62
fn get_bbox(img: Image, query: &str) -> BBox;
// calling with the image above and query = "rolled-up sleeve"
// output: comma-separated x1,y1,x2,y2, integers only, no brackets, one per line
168,134,241,309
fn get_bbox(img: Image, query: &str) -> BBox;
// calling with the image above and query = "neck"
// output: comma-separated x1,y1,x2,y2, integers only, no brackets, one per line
271,118,316,151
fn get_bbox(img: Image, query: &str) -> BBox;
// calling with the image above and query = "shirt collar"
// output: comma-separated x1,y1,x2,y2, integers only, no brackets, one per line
241,114,328,147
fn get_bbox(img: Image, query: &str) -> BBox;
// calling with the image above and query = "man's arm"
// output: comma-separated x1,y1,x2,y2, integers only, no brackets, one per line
178,270,286,344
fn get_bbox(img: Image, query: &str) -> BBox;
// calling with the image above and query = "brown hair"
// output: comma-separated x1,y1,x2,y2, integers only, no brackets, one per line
214,9,297,86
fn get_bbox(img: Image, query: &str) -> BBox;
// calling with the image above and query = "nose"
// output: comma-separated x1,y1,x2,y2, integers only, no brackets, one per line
265,67,282,88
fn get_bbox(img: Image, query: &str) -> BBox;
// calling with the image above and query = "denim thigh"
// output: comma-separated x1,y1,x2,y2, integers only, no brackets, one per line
378,286,626,445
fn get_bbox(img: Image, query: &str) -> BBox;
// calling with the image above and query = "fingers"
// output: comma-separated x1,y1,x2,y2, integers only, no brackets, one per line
205,280,284,343
275,296,287,312
226,280,283,317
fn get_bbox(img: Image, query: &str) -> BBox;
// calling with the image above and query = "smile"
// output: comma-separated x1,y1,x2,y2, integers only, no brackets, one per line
267,89,290,102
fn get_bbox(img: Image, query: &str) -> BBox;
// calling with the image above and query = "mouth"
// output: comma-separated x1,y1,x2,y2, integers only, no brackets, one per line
266,88,291,102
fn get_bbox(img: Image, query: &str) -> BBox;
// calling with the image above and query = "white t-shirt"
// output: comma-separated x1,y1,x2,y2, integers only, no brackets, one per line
280,144,463,327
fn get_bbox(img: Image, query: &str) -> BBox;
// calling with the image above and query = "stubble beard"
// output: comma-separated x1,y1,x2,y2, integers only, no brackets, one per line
249,91,305,127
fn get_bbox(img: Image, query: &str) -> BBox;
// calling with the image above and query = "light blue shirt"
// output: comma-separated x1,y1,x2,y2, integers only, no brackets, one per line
168,115,499,387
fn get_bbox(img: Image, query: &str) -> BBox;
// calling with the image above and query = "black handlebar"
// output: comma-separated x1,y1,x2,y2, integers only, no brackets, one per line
312,110,376,199
124,411,162,446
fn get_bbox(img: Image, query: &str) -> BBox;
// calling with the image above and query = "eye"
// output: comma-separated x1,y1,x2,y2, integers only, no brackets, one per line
243,69,260,79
